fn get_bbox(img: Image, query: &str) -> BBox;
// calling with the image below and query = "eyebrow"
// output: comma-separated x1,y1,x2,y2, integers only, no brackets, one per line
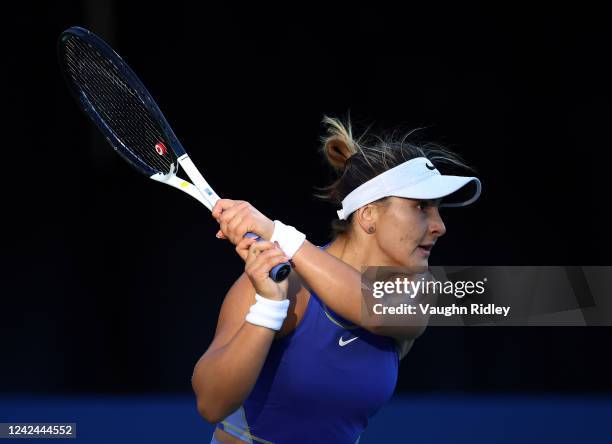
422,198,443,207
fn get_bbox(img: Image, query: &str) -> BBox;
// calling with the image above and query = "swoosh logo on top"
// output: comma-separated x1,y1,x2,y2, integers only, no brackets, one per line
339,336,359,347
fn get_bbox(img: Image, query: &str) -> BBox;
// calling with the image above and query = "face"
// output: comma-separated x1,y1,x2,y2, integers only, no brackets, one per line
372,197,446,267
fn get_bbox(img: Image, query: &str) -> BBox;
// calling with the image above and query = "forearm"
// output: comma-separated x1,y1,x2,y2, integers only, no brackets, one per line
192,322,276,423
291,240,364,326
291,241,428,340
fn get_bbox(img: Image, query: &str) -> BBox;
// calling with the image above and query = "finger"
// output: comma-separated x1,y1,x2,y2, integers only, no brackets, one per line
233,204,259,239
218,217,237,243
247,252,287,282
245,241,280,268
248,240,277,255
236,236,258,261
237,236,258,252
272,240,287,256
217,203,250,243
216,230,227,239
227,211,249,242
245,241,264,267
211,199,237,220
217,200,248,225
249,247,288,270
249,250,291,280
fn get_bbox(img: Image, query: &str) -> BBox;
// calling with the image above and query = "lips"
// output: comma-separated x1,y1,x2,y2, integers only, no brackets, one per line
417,243,434,257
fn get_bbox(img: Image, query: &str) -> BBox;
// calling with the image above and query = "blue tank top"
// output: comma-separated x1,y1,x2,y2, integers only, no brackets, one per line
214,286,399,443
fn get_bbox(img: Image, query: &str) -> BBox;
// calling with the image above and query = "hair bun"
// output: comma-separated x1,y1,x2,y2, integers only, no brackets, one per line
321,116,358,172
325,137,355,171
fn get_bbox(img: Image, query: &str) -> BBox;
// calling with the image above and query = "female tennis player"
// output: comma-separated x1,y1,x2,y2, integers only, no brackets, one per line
192,116,481,444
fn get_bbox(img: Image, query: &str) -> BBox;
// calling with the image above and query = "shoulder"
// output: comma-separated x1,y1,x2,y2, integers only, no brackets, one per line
395,338,415,361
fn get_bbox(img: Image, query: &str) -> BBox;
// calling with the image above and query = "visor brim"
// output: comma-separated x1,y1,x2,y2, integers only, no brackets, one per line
389,175,482,208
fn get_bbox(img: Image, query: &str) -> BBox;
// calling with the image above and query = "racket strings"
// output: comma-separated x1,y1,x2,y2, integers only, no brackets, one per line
64,44,173,174
63,54,170,174
63,41,173,174
62,36,177,175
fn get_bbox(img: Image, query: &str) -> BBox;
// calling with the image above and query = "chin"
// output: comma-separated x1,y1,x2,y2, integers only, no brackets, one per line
393,252,429,268
405,257,429,269
399,259,425,269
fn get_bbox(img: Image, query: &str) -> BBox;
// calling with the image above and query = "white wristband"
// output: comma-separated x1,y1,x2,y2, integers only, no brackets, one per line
270,220,306,259
245,294,290,331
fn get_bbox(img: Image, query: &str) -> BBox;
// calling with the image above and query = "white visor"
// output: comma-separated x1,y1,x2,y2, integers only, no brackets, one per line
337,157,482,220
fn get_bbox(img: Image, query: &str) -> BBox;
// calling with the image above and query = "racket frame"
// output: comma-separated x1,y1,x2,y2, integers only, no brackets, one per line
59,26,291,282
60,27,222,210
151,154,220,211
59,26,187,176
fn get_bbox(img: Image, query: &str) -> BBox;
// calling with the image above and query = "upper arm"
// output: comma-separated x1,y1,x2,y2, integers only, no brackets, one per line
200,272,256,359
201,271,305,358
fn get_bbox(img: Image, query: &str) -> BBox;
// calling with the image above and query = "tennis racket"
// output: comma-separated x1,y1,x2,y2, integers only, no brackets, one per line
57,26,291,282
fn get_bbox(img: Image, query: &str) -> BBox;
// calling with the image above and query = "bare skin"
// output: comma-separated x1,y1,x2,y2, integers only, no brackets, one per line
194,197,446,442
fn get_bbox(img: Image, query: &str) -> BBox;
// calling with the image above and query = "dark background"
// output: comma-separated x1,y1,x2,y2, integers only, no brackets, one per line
2,2,611,395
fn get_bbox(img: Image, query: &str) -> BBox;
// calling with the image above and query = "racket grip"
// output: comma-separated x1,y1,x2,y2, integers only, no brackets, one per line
245,232,292,282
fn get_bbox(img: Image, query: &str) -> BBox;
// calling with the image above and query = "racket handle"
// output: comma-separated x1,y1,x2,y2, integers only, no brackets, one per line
245,232,292,282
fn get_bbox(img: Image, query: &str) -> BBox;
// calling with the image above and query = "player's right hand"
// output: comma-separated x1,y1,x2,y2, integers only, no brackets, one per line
212,199,275,245
236,237,289,301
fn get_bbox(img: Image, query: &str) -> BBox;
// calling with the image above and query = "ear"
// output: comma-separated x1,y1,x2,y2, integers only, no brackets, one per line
354,204,379,234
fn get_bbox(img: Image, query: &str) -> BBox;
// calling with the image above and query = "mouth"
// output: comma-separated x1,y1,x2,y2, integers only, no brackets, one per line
417,244,434,256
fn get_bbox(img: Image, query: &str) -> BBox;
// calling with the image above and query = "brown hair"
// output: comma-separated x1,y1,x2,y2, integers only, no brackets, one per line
316,115,475,238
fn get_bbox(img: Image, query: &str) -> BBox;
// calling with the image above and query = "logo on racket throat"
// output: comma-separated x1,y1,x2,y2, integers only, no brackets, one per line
155,142,168,156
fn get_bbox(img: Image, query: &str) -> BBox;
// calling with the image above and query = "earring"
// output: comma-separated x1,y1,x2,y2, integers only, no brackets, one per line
368,226,376,234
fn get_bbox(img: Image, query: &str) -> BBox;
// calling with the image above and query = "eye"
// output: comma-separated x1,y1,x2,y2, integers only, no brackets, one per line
417,198,443,210
417,200,430,210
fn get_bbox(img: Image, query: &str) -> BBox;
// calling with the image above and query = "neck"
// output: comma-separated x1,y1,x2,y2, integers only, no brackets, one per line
326,234,420,283
326,233,374,271
327,231,423,268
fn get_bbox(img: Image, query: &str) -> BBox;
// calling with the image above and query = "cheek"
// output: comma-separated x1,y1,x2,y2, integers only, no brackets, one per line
382,213,422,245
397,229,420,246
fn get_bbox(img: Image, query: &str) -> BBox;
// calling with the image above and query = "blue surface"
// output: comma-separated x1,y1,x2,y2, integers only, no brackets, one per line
362,394,612,443
1,394,610,443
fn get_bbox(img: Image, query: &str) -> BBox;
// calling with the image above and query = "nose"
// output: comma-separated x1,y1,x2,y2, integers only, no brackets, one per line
429,207,446,238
